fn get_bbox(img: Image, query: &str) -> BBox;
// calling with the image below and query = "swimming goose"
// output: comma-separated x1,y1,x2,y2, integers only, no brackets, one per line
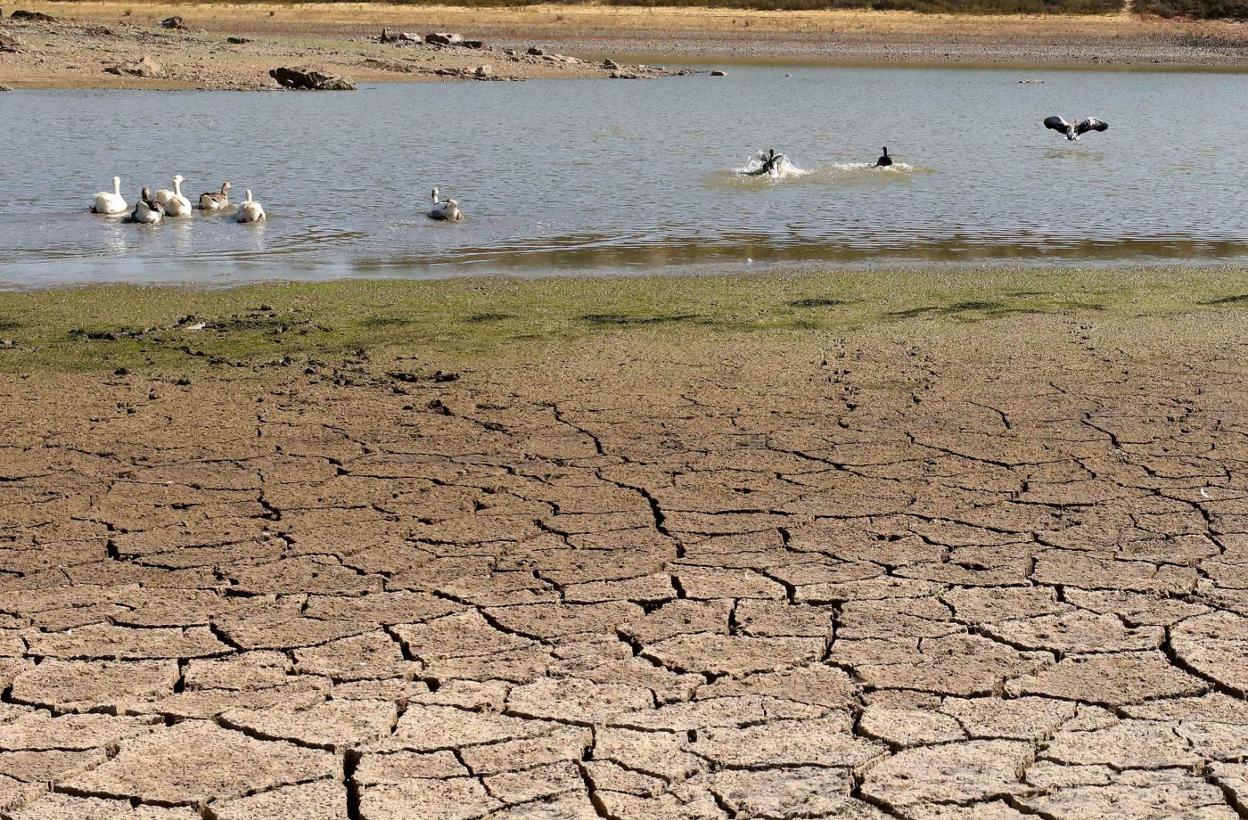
126,187,165,225
236,190,266,223
874,147,894,168
155,175,192,217
92,176,128,214
740,149,785,177
198,181,232,211
1044,116,1108,141
429,188,463,221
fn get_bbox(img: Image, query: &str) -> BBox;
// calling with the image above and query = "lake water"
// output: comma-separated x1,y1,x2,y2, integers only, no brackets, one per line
1,66,1246,287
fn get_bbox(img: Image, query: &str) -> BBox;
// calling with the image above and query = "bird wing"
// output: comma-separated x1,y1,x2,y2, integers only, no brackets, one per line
1044,116,1071,133
1076,117,1109,134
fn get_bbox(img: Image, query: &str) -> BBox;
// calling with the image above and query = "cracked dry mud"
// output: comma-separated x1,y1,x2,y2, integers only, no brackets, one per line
3,314,1248,819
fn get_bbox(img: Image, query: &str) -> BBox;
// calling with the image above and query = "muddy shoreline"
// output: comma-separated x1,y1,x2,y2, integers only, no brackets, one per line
2,2,1247,90
2,269,1248,816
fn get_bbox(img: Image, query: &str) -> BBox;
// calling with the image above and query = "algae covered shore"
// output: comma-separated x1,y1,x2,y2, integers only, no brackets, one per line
2,265,1247,372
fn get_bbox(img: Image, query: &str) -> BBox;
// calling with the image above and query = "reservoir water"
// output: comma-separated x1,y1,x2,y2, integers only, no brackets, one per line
1,65,1245,286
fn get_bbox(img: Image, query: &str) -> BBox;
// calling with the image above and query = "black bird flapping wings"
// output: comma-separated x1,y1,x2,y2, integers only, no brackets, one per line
1075,117,1109,135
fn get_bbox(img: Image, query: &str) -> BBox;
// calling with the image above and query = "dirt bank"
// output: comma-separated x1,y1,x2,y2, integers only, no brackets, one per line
1,2,1246,90
2,269,1248,816
0,3,686,89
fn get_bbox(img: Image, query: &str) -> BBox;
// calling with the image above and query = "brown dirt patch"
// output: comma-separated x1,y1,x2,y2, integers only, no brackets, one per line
2,311,1247,815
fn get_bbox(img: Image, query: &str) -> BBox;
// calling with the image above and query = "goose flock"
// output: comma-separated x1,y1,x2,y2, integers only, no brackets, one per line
91,176,265,225
91,177,467,225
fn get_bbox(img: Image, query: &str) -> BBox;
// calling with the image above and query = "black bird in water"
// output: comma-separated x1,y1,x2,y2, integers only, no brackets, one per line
1044,115,1109,142
874,147,894,168
740,149,785,176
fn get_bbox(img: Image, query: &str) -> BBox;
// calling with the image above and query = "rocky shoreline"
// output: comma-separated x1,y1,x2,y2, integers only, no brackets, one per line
0,6,682,90
3,2,1247,90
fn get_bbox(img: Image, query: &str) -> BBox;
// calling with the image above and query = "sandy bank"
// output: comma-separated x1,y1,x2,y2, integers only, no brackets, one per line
0,2,685,89
2,2,1247,90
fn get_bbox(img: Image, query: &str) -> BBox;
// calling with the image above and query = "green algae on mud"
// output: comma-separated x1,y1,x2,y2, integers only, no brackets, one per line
0,266,1246,373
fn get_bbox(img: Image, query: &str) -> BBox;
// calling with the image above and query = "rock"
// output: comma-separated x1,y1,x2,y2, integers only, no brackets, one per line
527,46,544,55
462,40,484,49
379,28,420,45
610,72,639,80
269,65,356,91
0,84,10,91
474,64,492,79
425,32,462,46
9,9,54,22
159,15,185,29
0,31,18,52
226,36,250,44
602,59,619,70
711,70,727,76
105,56,161,77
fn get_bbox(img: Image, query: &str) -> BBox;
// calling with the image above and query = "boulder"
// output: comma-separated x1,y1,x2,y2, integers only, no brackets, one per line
424,32,462,46
710,70,727,76
269,65,356,90
380,28,420,44
9,9,54,21
602,59,619,70
462,39,483,49
105,55,161,77
159,15,185,29
0,84,11,91
527,46,544,56
474,64,492,78
0,31,19,52
226,36,251,44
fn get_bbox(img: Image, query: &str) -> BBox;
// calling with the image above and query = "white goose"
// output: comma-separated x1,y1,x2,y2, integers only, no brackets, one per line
428,188,463,221
126,187,165,225
236,190,266,223
155,175,192,217
198,181,232,211
91,176,128,215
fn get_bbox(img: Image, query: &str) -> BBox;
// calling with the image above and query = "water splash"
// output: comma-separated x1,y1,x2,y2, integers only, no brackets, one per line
734,151,808,180
815,161,923,176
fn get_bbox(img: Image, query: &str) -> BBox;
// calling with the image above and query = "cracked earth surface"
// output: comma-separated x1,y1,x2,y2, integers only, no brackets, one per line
2,314,1248,819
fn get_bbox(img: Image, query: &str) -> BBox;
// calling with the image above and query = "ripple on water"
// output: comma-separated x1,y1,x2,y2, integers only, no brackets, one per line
1,65,1247,285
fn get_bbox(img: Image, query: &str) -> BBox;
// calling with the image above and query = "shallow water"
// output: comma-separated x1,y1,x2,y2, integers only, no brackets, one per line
1,66,1246,287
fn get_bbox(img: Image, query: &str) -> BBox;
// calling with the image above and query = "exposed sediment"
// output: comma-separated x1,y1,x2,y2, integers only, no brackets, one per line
3,1,1248,90
2,306,1248,817
0,4,678,89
